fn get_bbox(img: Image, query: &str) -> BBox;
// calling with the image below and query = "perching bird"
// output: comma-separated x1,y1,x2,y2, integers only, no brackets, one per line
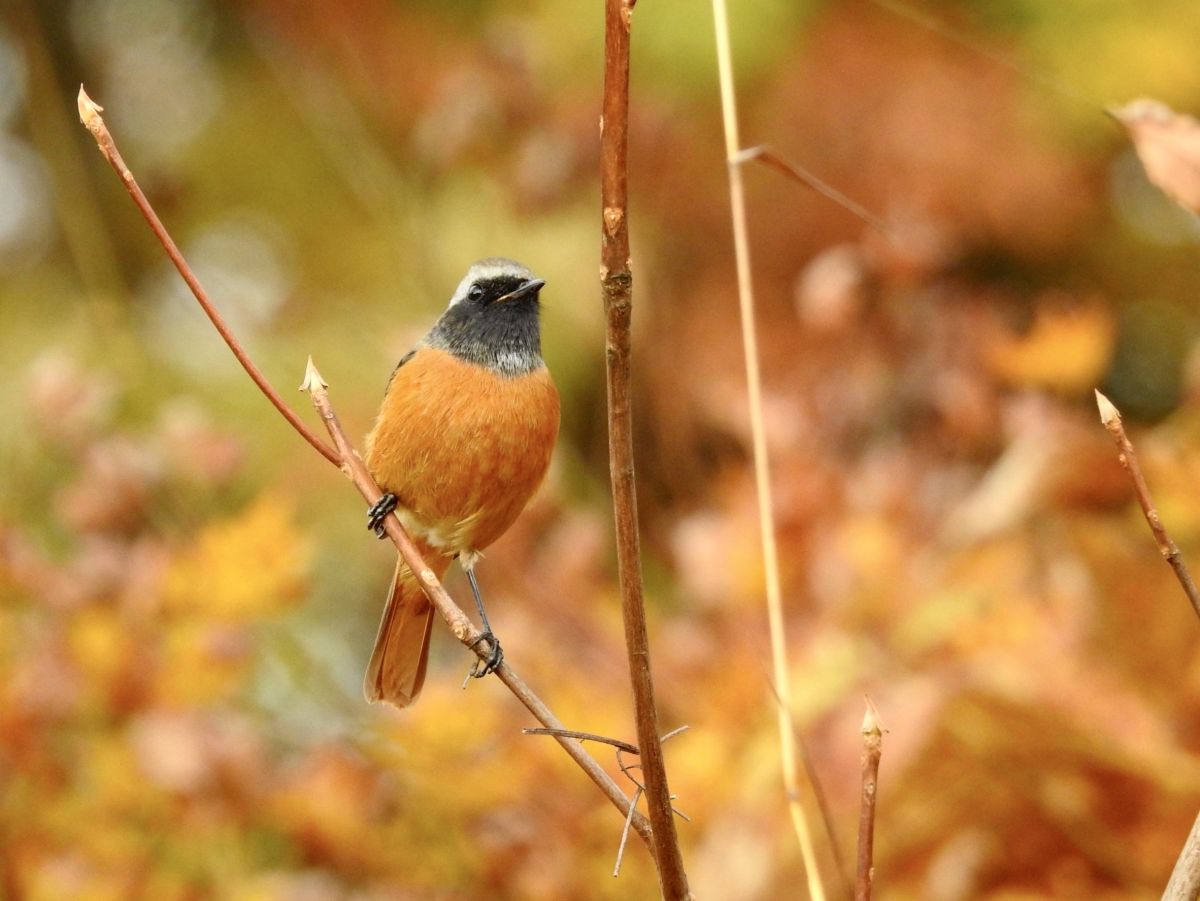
362,258,559,707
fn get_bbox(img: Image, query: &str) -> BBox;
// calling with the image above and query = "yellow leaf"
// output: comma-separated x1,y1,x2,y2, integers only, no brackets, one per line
68,608,131,687
163,494,309,620
986,303,1115,393
157,621,252,705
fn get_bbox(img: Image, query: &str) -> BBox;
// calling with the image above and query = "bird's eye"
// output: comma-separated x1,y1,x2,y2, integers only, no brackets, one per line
468,284,485,301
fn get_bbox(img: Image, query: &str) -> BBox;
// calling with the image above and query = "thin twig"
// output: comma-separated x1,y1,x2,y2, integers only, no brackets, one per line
614,729,691,822
1094,390,1200,621
1093,391,1200,893
76,87,340,468
600,2,692,898
523,728,640,754
735,145,892,237
856,698,884,901
659,725,690,743
615,785,646,878
609,725,693,879
77,85,655,855
709,3,827,898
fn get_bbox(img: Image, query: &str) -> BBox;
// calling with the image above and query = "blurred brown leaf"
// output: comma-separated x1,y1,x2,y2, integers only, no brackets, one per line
1113,98,1200,215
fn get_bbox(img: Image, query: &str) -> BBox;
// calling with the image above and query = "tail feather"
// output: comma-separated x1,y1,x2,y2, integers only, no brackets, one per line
363,555,448,706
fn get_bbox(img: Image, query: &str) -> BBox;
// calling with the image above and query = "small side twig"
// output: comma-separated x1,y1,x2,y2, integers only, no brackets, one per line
615,785,646,878
1094,390,1200,621
735,145,892,237
615,727,691,822
523,728,640,754
591,724,691,880
856,697,884,901
524,724,693,879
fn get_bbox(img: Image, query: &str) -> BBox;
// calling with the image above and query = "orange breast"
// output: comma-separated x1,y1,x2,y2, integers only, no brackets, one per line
364,348,560,557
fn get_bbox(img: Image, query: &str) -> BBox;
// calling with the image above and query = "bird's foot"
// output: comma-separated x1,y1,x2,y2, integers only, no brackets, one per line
467,631,504,679
367,492,398,538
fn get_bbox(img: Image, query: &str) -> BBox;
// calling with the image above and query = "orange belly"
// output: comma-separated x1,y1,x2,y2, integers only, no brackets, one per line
364,347,560,559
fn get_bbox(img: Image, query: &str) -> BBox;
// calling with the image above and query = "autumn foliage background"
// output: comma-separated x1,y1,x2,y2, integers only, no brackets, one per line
3,0,1200,898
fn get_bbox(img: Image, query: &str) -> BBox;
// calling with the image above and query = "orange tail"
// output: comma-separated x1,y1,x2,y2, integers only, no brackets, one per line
363,554,450,706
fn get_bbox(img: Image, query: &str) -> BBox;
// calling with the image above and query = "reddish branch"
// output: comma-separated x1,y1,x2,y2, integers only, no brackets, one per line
78,86,654,855
1093,393,1200,894
77,90,340,467
1094,390,1200,621
856,698,884,901
599,2,691,898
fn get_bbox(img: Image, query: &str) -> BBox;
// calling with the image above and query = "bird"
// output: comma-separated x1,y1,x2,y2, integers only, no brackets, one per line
361,258,560,707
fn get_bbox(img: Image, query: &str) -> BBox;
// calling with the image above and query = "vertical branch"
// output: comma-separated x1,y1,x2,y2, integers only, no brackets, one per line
600,1,691,898
709,1,826,897
856,698,884,901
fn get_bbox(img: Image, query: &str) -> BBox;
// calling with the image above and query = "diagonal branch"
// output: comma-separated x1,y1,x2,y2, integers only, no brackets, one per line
735,145,891,236
301,362,652,844
1094,390,1200,621
77,88,339,467
78,85,653,855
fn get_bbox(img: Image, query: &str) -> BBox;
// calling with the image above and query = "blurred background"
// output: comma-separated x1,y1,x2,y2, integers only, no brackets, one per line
2,0,1200,897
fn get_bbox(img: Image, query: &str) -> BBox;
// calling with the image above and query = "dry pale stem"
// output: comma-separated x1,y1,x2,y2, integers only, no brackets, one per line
735,145,890,236
600,0,691,897
78,88,654,854
709,2,826,897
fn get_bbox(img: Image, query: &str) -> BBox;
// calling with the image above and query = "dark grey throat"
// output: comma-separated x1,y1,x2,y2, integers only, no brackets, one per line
425,296,544,377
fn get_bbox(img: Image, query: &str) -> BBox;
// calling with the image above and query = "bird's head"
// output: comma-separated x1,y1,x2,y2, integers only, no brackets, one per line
426,258,547,376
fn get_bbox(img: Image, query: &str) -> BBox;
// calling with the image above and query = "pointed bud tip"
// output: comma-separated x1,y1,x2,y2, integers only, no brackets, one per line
1094,389,1121,426
861,695,883,735
299,356,328,393
77,86,103,126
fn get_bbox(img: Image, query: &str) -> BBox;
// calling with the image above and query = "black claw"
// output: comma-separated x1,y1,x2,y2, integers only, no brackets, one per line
468,631,504,679
367,492,398,538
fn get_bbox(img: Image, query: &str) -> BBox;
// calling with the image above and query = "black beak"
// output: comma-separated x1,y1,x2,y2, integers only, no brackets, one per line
496,278,546,303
